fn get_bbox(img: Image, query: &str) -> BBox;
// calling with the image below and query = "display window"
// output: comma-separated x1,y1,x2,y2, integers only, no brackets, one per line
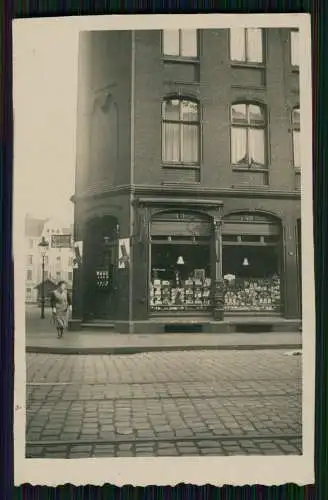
222,242,281,313
150,242,212,312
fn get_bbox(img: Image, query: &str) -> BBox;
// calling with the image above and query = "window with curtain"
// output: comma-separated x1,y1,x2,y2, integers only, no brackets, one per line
292,107,301,168
162,98,200,165
290,30,299,67
230,28,263,63
162,30,198,57
230,103,267,168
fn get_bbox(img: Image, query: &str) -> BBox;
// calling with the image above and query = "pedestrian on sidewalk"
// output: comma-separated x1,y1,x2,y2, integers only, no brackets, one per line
50,281,72,338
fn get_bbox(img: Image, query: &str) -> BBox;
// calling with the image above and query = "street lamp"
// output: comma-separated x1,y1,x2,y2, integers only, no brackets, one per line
38,236,49,319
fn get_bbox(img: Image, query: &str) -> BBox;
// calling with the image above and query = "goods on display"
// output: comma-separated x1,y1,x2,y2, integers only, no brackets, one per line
224,275,281,312
150,273,212,311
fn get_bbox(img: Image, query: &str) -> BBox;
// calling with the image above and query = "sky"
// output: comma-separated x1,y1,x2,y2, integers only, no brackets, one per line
13,22,79,224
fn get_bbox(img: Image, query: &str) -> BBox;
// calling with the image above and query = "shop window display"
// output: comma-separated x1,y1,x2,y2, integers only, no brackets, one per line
150,243,212,312
222,243,281,313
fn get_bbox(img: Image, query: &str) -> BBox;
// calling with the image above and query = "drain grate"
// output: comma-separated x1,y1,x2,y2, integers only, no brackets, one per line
235,324,273,333
164,324,203,333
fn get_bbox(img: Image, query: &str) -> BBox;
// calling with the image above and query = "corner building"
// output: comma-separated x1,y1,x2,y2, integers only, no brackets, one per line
71,28,302,333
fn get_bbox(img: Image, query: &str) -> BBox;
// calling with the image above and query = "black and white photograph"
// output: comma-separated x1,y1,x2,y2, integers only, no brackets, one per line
13,14,315,486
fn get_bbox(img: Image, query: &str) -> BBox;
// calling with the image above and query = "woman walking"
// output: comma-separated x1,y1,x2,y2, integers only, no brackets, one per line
50,281,72,338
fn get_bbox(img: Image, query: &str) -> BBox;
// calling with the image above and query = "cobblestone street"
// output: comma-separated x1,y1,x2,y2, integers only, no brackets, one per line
26,349,302,458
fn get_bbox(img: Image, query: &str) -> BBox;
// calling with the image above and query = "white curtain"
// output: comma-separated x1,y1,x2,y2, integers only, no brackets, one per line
230,28,246,61
182,124,198,163
162,30,179,56
162,123,180,162
291,31,299,67
247,29,263,63
181,30,198,57
231,127,247,164
249,128,265,165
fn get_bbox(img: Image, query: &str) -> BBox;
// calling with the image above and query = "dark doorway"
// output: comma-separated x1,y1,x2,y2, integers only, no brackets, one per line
83,216,118,321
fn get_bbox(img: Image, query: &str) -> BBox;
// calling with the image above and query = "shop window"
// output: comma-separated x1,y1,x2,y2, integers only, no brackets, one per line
290,30,299,68
292,107,301,169
150,243,212,312
230,28,263,64
162,98,200,165
162,29,198,58
150,211,212,313
230,103,267,169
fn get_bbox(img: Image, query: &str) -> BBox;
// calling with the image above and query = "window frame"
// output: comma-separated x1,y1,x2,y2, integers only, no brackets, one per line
291,106,301,169
161,96,201,167
229,27,265,65
162,29,199,60
26,269,33,281
230,102,268,170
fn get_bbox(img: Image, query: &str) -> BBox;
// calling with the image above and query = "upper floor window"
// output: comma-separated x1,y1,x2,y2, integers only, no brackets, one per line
26,270,32,281
230,103,267,169
292,107,301,168
162,30,198,58
28,239,33,249
290,30,299,67
162,98,200,165
27,255,33,265
230,28,263,63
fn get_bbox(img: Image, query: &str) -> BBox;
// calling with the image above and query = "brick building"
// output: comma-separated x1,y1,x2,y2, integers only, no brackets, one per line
71,28,302,333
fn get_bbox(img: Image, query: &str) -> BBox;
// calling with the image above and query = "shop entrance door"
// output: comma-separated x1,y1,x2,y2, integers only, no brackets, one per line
83,217,118,321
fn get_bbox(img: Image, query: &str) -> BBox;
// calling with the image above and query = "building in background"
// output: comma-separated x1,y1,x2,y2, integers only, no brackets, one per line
72,28,302,333
25,215,74,303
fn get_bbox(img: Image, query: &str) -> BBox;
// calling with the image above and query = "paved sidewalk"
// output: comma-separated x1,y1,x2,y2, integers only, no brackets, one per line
26,329,302,354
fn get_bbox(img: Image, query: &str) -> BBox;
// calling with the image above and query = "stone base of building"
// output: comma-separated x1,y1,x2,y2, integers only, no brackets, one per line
70,317,301,334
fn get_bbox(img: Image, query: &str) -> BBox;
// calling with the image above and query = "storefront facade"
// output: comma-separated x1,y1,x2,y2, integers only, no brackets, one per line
71,188,301,333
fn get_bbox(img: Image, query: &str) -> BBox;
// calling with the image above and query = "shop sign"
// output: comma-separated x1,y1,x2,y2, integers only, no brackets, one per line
51,234,72,248
73,241,83,269
118,238,130,269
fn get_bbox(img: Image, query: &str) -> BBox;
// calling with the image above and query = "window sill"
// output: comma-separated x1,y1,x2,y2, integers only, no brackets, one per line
232,165,268,173
162,56,200,65
162,163,200,170
231,84,266,91
231,61,265,70
163,79,200,86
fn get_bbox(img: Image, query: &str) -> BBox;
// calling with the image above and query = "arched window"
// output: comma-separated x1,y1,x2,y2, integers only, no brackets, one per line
292,107,301,168
162,98,200,165
230,102,267,169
